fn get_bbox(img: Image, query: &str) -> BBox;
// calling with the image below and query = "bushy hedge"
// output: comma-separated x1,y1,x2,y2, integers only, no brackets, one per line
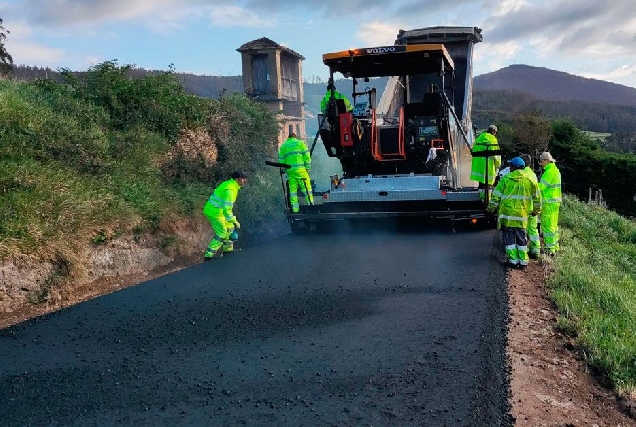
549,120,636,216
0,61,285,261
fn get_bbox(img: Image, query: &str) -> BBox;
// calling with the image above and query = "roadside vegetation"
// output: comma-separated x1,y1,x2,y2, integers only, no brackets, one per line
496,114,636,217
0,61,285,267
553,195,636,396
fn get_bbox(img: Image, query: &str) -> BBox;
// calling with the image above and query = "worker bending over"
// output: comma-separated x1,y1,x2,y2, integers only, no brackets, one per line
203,171,247,260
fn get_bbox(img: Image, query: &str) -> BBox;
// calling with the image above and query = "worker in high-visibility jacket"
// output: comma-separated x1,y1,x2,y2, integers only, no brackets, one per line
538,151,562,256
320,81,353,114
520,154,541,259
487,157,541,269
470,124,501,200
202,171,247,260
278,132,313,213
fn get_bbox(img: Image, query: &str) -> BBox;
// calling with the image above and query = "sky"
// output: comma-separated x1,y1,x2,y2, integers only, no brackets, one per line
2,0,636,88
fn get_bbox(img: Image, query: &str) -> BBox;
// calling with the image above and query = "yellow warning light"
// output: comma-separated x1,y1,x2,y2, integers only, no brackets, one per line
471,218,478,224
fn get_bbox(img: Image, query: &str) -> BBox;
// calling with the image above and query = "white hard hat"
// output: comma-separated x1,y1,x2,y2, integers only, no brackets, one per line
539,152,555,162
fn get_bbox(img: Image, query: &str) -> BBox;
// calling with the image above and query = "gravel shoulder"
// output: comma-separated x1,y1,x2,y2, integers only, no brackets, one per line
507,259,636,426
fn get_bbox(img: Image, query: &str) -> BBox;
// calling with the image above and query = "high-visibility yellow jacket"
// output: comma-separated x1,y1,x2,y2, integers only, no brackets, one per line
520,166,540,212
520,166,538,185
203,178,241,223
320,90,353,114
539,162,562,204
278,137,311,176
487,169,541,229
470,131,501,185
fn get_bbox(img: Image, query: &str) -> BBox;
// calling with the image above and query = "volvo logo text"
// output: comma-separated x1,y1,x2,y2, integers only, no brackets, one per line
366,47,395,54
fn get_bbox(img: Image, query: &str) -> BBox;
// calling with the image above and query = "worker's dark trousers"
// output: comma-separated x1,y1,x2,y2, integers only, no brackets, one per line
501,226,529,266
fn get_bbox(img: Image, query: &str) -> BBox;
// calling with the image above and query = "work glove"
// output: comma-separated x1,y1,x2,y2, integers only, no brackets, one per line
232,220,241,230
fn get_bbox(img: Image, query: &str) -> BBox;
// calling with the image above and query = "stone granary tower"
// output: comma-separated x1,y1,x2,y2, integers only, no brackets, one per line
237,37,306,146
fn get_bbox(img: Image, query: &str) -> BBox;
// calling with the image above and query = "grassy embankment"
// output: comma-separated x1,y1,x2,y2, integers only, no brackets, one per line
554,195,636,396
0,62,285,289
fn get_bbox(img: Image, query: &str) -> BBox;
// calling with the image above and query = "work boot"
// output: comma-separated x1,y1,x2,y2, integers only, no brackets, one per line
204,249,223,261
223,248,241,255
528,252,540,260
505,261,519,269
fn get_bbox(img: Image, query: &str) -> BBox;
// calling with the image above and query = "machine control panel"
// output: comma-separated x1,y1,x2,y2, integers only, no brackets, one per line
352,101,370,118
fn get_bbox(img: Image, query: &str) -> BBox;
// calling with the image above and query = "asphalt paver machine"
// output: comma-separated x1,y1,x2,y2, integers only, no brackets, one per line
270,26,498,232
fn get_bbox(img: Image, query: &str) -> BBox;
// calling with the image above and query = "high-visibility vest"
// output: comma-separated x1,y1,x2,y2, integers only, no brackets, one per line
488,169,541,229
278,137,311,175
539,162,562,204
470,132,501,185
320,90,352,114
205,178,240,222
520,166,538,185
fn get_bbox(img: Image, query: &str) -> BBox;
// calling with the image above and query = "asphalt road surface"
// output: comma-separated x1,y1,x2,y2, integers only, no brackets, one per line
0,220,511,426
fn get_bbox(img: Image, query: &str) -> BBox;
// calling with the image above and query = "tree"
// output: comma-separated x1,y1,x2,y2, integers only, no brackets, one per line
0,18,13,77
511,110,552,162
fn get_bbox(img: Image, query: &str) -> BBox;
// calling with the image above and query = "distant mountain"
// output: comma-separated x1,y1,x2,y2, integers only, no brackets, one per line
471,88,636,133
474,64,636,106
12,63,636,134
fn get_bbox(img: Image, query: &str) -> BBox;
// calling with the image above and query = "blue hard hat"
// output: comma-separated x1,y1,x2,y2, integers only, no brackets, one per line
509,157,525,168
229,230,239,241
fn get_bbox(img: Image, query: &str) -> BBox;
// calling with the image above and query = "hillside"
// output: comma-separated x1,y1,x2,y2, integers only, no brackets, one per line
471,89,636,133
474,64,636,106
12,64,636,136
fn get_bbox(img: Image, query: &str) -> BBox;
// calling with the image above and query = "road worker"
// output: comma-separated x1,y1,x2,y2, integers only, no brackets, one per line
538,151,562,256
202,171,247,260
487,156,541,269
320,79,353,114
278,132,313,213
470,124,502,201
520,154,540,259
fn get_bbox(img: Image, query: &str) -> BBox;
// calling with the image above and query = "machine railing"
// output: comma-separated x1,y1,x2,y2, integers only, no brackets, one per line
371,107,406,161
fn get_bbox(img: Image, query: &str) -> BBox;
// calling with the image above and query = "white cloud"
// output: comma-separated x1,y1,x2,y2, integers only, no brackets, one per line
209,5,274,28
7,41,65,66
355,22,400,47
2,21,66,66
581,65,636,83
474,41,521,74
22,0,177,26
490,0,530,16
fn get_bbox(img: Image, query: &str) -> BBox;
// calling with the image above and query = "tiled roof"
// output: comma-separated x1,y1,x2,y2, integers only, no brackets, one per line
237,37,305,60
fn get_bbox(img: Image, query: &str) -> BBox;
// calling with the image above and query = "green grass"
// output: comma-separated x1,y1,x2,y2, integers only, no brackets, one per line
584,130,612,142
0,65,285,266
551,195,636,395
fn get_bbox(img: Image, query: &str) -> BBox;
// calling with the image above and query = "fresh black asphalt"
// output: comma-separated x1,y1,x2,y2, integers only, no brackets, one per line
0,220,512,426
